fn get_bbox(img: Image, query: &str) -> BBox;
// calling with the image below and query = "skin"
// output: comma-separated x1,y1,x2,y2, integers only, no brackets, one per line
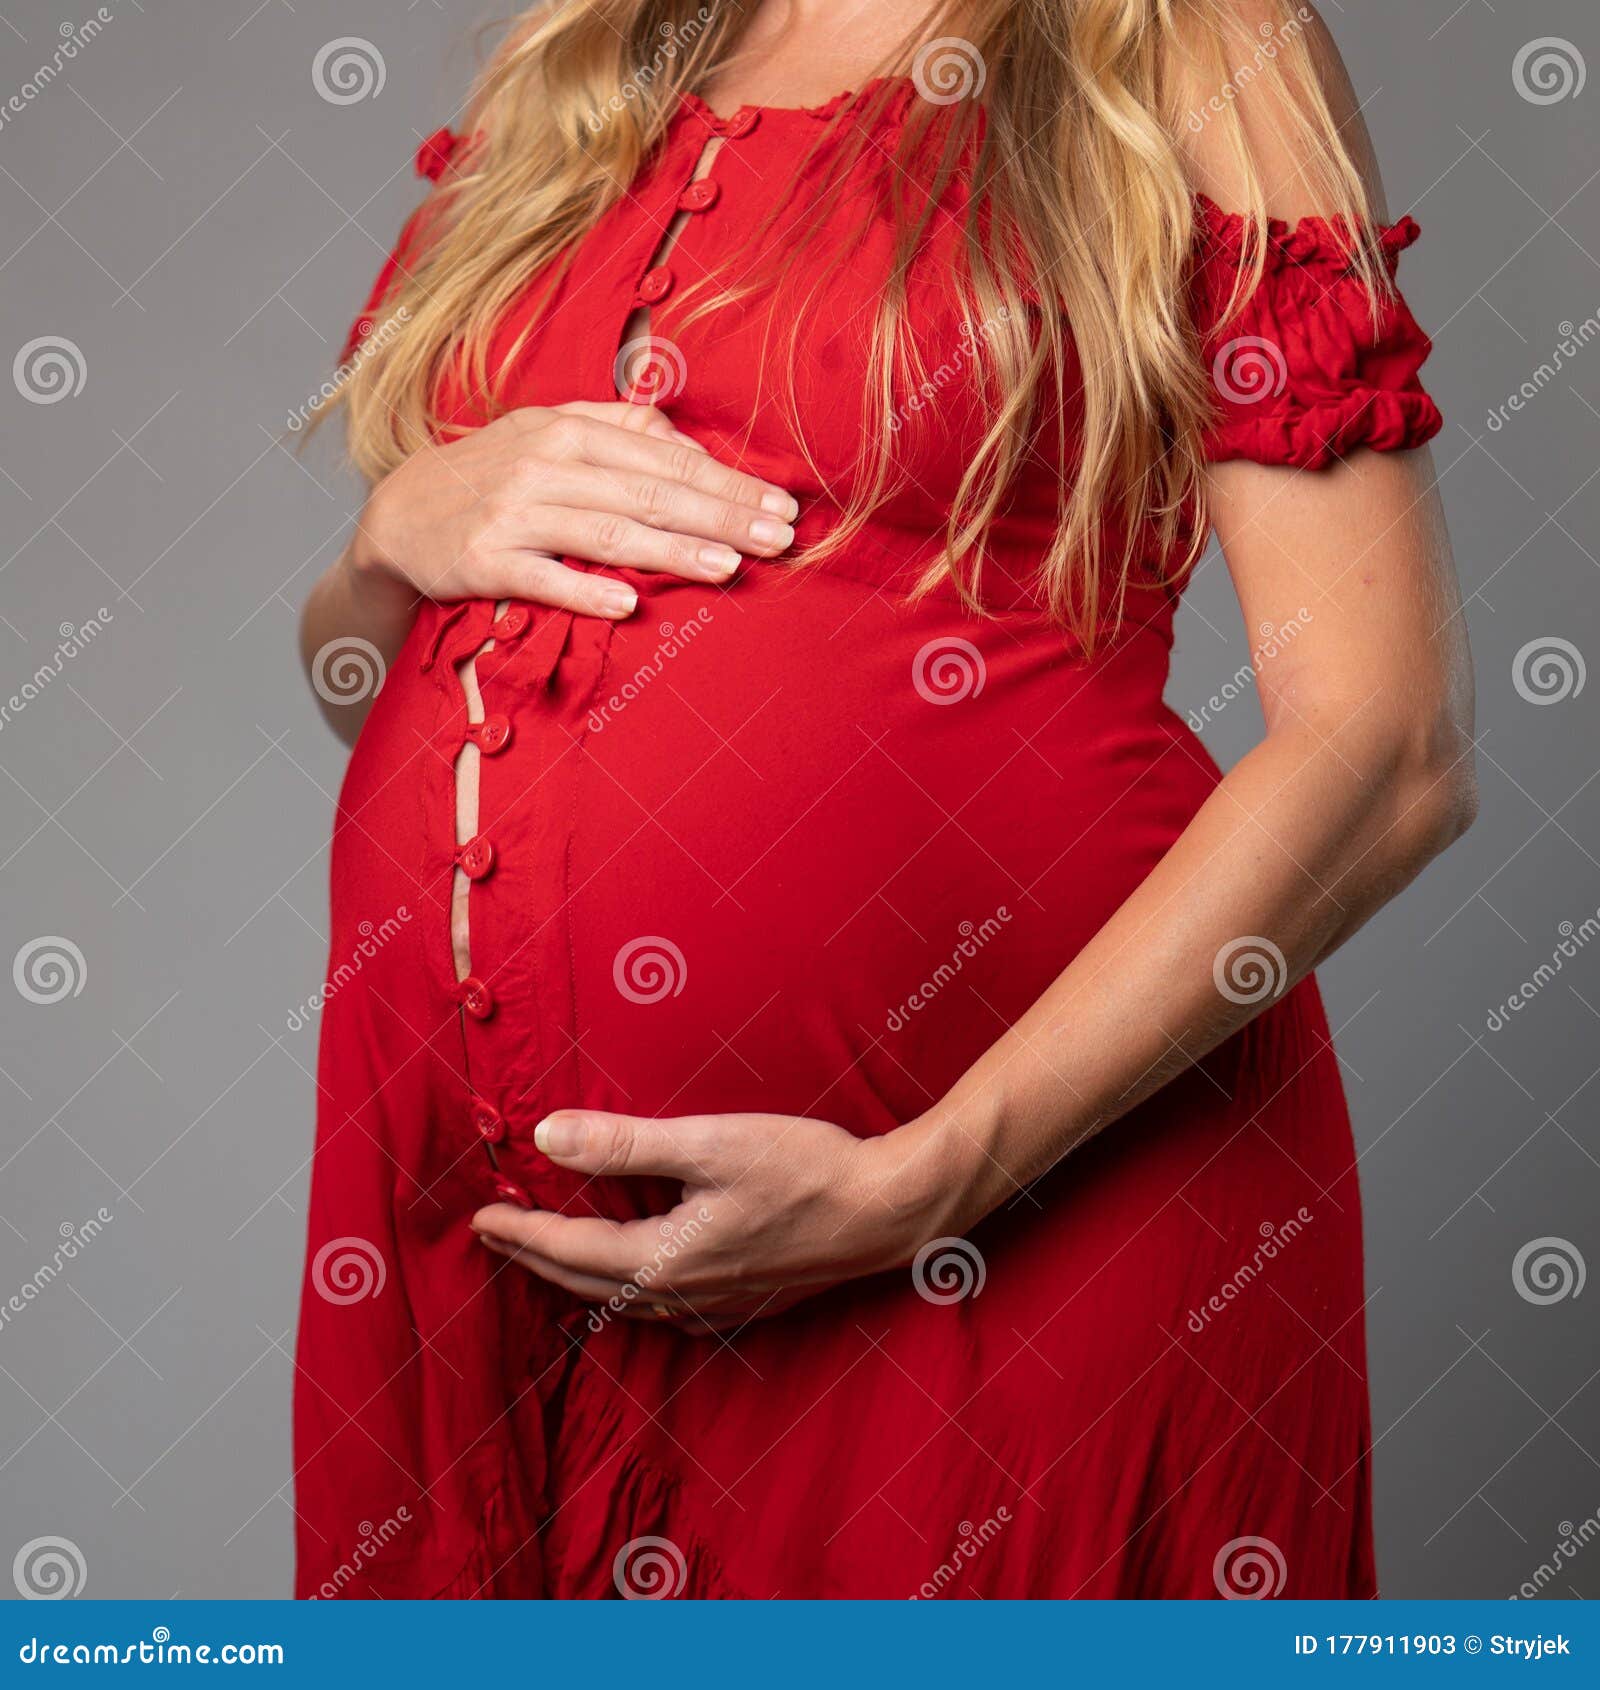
301,0,1478,1334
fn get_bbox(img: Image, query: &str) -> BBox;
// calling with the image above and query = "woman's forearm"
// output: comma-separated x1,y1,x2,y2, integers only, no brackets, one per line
298,536,421,746
893,717,1477,1231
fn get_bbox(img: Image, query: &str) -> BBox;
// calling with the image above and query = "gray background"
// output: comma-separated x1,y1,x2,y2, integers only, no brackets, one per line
1,0,1596,1601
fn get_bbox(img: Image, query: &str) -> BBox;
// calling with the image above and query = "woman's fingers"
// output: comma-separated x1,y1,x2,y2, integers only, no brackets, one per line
499,554,640,620
533,1109,739,1183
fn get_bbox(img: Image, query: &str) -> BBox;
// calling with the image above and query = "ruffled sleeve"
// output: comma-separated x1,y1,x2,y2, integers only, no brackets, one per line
1192,193,1442,469
339,129,464,364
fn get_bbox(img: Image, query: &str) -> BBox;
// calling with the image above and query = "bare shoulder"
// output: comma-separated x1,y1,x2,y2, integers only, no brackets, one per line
1168,0,1387,222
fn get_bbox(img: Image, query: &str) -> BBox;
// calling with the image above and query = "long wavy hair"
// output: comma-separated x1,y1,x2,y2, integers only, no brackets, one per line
331,0,1384,638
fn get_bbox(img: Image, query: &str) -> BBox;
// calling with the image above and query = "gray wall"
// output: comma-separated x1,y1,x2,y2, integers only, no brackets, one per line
0,0,1595,1600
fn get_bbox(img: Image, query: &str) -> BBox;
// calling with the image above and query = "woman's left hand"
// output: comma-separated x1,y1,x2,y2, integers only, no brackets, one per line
470,1110,946,1333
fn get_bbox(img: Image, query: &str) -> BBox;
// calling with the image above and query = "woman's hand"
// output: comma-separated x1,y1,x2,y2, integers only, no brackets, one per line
352,400,799,622
471,1110,949,1333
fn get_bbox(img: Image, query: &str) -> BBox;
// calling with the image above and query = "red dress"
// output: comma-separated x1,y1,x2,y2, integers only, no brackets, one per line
295,81,1441,1600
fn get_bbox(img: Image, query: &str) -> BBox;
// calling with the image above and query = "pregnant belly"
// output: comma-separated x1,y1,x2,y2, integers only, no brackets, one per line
326,569,1218,1217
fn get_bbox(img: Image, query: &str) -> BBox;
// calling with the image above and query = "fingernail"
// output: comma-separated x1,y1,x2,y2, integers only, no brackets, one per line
601,587,637,618
760,491,799,520
534,1115,585,1157
698,545,742,577
748,518,794,550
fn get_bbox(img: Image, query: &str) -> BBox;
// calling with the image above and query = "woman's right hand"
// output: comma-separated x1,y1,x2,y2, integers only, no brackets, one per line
350,400,799,620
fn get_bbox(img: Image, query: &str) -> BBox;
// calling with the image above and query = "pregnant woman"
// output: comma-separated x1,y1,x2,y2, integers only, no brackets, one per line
295,0,1473,1599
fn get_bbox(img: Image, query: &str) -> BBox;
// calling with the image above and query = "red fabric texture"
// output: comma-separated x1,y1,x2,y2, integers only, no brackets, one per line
295,84,1438,1600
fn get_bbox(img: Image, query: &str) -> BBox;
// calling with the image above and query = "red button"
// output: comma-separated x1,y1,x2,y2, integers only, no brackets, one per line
491,606,530,640
493,1177,532,1208
471,1098,505,1143
459,977,495,1020
724,108,760,139
457,836,496,881
636,265,675,305
678,179,719,212
467,714,513,755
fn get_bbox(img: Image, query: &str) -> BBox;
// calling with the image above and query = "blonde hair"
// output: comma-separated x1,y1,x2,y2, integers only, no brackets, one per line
331,1,1384,641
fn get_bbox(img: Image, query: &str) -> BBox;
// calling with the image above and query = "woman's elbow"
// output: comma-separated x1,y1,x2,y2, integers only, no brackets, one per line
1383,720,1479,869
